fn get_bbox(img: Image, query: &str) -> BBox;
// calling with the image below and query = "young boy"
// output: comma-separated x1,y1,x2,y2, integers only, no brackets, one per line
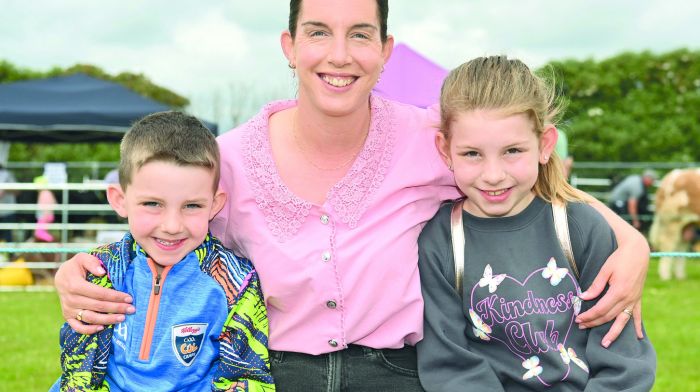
52,111,274,391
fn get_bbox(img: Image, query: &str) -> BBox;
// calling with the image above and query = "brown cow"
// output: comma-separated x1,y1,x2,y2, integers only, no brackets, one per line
649,168,700,280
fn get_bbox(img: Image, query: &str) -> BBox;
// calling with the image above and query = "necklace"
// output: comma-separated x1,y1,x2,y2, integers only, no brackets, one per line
292,114,369,172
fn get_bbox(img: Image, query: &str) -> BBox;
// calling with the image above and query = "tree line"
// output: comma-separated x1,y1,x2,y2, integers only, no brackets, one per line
550,48,699,163
1,47,698,167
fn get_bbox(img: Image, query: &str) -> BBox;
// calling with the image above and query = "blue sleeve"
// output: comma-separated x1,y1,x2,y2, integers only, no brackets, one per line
211,263,274,391
57,241,129,391
58,272,113,392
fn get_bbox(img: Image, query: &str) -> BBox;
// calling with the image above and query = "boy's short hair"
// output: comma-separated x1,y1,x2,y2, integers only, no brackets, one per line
118,111,219,191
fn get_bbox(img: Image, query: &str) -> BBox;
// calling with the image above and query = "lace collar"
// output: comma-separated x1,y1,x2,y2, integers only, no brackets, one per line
241,95,396,242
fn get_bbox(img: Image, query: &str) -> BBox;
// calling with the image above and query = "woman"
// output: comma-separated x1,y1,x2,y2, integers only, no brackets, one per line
56,1,650,390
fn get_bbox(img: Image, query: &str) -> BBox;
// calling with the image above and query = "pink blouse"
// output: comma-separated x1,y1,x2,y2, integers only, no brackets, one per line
211,96,459,354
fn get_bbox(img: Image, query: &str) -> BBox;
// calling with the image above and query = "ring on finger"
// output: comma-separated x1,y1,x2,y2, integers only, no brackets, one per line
76,309,85,322
622,307,633,318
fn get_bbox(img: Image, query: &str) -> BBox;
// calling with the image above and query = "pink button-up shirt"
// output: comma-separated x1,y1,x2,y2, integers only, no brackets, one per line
211,96,459,354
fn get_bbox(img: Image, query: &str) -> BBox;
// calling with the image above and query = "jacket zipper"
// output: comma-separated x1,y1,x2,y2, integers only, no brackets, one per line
139,258,172,361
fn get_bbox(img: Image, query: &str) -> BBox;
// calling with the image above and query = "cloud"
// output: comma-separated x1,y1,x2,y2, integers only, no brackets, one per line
86,10,256,95
1,0,698,130
391,0,698,68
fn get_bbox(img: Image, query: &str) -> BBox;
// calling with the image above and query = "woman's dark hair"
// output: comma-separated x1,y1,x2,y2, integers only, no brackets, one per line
288,0,389,43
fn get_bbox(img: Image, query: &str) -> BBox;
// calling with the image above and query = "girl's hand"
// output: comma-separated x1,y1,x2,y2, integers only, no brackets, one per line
55,253,135,334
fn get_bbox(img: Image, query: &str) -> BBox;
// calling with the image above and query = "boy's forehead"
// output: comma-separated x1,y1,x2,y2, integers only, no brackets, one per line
126,161,219,193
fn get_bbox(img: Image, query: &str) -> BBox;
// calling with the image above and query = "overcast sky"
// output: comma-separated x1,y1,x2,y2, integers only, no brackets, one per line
2,0,698,130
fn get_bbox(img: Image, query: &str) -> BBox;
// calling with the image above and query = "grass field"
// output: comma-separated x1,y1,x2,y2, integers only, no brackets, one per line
1,259,699,391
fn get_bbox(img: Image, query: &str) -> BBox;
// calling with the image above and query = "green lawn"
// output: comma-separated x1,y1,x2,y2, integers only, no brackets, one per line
1,289,63,391
643,259,700,392
1,259,698,391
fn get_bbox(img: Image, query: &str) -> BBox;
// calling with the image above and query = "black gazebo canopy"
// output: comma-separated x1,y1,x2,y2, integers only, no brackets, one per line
0,73,216,143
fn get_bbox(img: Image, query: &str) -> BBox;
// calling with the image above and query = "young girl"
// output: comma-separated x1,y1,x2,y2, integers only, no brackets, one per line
416,56,656,391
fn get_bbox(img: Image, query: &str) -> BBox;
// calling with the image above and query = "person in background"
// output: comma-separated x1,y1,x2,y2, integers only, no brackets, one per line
102,167,123,224
33,175,57,242
103,167,119,185
607,169,657,231
53,1,652,390
0,164,18,244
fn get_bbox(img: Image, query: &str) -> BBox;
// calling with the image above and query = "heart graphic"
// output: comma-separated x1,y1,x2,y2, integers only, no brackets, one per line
468,259,582,386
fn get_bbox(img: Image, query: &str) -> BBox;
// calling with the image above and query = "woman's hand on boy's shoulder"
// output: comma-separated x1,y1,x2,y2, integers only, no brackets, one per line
55,253,135,334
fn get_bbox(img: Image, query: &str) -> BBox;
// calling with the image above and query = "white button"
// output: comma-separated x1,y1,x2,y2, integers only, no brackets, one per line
328,339,338,347
320,215,330,225
322,251,331,262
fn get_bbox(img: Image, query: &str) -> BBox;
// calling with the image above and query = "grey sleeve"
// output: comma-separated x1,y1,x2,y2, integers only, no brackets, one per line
628,179,645,199
569,205,657,391
617,176,644,200
416,212,505,392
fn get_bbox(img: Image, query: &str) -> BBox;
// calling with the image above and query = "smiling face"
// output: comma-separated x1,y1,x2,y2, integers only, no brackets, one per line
438,109,556,218
281,0,393,117
107,161,225,266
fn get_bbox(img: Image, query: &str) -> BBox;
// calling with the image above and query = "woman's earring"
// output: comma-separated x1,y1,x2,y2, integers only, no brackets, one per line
376,65,385,84
288,62,296,78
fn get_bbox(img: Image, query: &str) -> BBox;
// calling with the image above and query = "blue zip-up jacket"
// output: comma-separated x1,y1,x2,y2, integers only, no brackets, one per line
54,233,274,391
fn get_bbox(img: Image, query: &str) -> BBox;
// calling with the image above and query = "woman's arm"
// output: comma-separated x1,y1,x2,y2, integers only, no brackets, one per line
55,253,135,334
577,197,649,345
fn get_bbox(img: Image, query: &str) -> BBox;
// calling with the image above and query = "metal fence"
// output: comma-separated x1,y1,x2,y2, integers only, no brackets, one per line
569,160,700,195
0,160,698,289
0,181,126,243
0,180,126,284
569,161,699,223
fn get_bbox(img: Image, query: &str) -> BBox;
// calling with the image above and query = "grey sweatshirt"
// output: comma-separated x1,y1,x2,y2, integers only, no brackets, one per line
417,197,656,391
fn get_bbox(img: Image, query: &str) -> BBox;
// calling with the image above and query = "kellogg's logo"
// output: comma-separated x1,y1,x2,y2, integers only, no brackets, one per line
171,323,208,367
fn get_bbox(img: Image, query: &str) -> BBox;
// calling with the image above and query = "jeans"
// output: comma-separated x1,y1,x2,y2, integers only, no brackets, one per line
270,344,425,392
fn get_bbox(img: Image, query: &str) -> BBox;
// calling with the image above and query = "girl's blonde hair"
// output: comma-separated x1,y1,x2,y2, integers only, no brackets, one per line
439,55,590,204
